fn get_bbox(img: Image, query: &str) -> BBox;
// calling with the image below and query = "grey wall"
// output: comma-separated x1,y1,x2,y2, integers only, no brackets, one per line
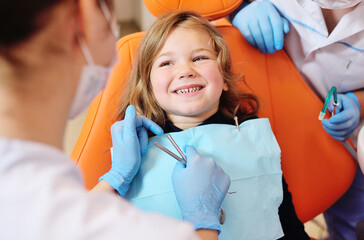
115,0,156,30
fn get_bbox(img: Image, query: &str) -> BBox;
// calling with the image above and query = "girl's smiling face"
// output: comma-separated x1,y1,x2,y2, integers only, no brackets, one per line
150,27,228,128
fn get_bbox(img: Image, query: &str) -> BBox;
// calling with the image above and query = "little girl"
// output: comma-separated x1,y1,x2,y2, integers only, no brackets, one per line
115,11,309,240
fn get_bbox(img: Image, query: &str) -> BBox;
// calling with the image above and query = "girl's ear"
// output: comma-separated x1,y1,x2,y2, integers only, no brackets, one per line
223,82,228,91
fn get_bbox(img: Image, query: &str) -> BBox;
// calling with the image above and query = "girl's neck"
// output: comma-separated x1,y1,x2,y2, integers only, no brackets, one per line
167,108,219,130
169,117,205,130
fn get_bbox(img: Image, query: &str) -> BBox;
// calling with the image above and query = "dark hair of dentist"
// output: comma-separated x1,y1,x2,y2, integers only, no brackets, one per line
0,0,230,239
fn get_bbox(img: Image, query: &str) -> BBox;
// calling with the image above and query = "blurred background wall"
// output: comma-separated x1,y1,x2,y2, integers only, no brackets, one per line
115,0,156,31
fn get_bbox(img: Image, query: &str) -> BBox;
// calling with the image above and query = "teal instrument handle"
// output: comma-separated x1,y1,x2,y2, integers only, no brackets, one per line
319,86,338,120
318,87,358,160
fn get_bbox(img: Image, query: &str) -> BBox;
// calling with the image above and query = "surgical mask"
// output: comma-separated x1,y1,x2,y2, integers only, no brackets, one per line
69,0,119,119
313,0,361,9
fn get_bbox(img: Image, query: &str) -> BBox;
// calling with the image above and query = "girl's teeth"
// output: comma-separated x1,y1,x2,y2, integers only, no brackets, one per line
176,87,201,94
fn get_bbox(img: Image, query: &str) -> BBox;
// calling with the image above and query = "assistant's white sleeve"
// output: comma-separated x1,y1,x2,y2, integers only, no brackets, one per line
49,188,200,240
0,139,199,240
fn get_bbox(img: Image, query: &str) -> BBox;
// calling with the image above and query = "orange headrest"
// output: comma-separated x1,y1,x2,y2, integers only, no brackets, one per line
143,0,243,20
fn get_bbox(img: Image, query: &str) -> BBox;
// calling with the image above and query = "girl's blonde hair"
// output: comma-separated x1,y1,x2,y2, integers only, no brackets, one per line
116,10,259,126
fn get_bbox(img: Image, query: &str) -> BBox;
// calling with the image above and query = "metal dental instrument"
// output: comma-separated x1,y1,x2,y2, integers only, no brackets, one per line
154,142,186,165
167,135,188,163
154,134,226,225
154,135,187,165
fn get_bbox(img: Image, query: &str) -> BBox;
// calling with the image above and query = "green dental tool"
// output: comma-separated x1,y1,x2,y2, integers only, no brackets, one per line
318,86,339,120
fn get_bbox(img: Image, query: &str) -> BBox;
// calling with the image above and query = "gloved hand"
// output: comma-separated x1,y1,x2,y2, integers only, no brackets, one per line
100,105,164,196
232,1,290,54
322,92,360,142
172,146,230,233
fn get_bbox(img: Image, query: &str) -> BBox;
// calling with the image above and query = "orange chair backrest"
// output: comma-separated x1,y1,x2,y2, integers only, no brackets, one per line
71,0,356,223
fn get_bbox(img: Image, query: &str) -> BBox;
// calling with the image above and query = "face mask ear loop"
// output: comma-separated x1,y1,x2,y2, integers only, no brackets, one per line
99,0,112,22
318,86,338,120
77,35,95,66
98,0,120,40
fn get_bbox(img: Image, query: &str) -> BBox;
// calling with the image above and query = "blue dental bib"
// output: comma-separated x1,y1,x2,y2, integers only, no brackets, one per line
126,118,284,239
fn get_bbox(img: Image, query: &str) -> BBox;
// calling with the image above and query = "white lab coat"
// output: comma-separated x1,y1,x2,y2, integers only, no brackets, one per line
267,0,364,99
0,138,198,240
266,0,364,142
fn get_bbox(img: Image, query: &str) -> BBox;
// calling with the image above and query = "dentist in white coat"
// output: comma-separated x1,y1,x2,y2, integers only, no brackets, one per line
231,0,364,239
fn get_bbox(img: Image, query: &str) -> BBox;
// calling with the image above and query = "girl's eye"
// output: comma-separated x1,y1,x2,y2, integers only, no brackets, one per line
159,61,172,67
193,56,209,62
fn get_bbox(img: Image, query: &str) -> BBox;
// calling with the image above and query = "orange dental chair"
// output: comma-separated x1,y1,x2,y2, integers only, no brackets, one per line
71,0,357,233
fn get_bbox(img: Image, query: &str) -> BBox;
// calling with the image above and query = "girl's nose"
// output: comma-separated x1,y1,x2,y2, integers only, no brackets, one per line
178,65,196,79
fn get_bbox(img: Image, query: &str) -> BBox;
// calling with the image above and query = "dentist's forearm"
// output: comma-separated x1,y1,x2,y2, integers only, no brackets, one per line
196,229,218,240
91,179,117,194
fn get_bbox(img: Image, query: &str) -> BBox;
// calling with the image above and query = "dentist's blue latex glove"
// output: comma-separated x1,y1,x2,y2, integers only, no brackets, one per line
232,1,290,54
100,105,164,196
322,92,360,142
172,146,230,233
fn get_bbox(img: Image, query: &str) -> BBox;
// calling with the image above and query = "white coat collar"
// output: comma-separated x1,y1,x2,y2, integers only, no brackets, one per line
269,0,364,48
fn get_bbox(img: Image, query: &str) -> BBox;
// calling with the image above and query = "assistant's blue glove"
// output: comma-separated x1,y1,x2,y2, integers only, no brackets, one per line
322,92,360,142
172,146,230,233
232,1,289,54
100,105,164,196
